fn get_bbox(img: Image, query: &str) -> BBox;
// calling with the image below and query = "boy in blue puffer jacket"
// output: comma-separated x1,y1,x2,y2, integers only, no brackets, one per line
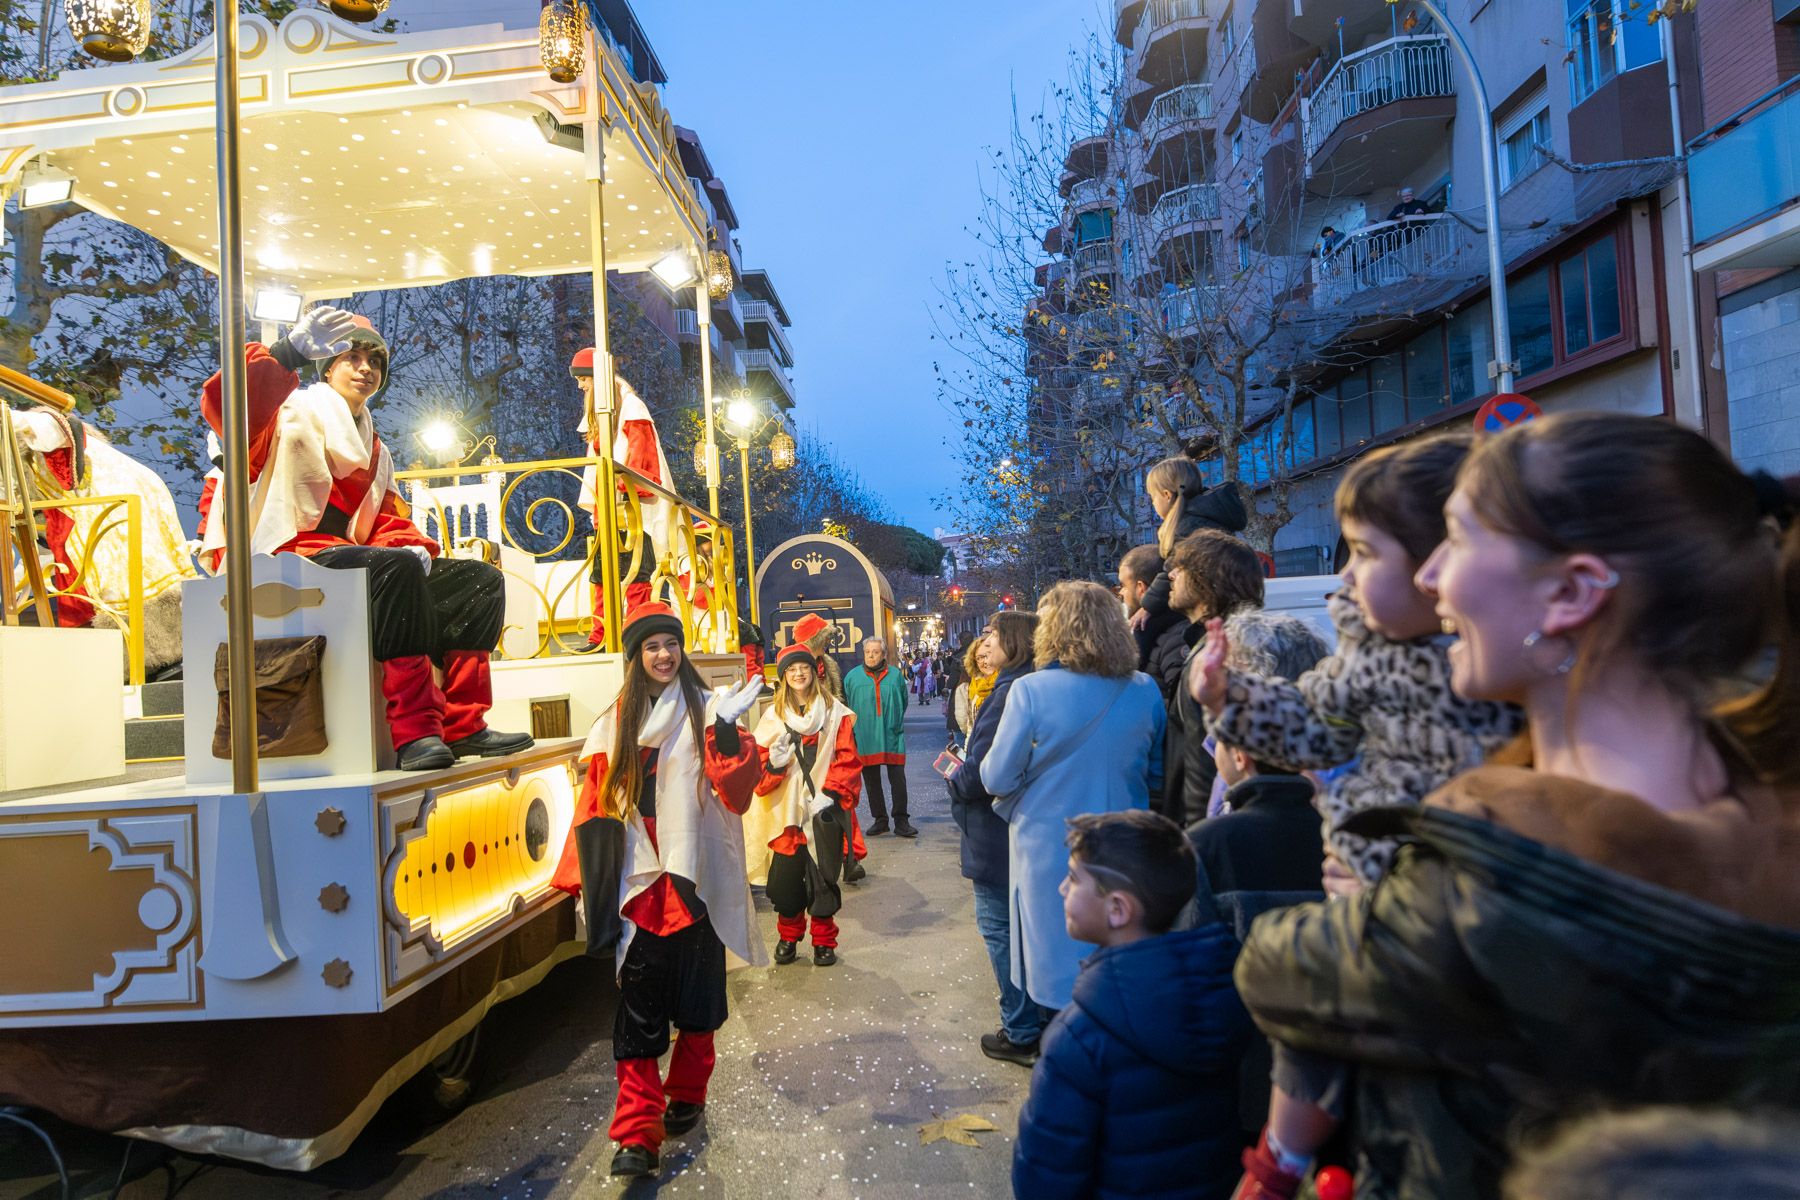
1013,810,1251,1200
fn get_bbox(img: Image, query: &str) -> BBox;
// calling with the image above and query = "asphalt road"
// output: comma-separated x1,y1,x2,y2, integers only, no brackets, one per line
1,702,1032,1199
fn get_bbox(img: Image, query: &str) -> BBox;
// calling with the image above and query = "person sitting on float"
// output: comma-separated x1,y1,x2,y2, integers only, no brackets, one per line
573,348,672,646
198,305,533,770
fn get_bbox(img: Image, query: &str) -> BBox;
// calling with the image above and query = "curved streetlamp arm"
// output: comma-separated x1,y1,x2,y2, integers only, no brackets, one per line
1400,0,1517,391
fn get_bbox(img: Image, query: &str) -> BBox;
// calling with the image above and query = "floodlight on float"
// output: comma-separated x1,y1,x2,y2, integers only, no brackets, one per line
252,288,304,324
17,162,74,209
539,0,584,85
650,251,699,291
65,0,151,62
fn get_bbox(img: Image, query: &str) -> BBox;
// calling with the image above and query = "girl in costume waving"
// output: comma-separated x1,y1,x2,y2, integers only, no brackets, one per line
550,602,765,1180
753,642,864,966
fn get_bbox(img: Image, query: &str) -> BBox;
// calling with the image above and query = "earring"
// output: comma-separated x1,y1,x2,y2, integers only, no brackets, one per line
1593,568,1620,590
1523,630,1576,676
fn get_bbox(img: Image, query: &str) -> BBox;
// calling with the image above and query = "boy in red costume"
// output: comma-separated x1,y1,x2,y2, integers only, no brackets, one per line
753,642,864,965
572,349,670,646
199,306,532,770
549,603,767,1179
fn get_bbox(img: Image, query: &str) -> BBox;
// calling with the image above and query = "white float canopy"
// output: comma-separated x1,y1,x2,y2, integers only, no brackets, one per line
0,9,706,299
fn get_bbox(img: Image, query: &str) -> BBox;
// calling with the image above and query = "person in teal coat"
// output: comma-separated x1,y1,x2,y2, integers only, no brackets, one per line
843,636,915,837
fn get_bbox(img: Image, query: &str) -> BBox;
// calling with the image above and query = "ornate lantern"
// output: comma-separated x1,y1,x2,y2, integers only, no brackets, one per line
327,0,390,22
692,438,710,478
64,0,151,62
539,0,585,85
769,430,796,472
705,247,735,301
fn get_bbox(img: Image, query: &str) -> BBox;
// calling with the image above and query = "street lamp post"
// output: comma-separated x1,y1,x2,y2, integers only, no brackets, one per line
1391,0,1517,392
717,393,791,621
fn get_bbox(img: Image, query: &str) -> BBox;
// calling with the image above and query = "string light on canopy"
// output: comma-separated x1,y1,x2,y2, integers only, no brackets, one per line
64,0,151,62
539,0,584,84
327,0,390,21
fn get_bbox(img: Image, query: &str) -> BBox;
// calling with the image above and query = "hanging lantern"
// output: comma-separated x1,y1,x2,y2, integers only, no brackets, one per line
327,0,390,22
65,0,151,62
705,247,735,301
692,438,710,477
539,1,585,85
770,430,796,472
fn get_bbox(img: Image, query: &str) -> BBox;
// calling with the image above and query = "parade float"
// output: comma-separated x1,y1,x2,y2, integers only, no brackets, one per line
0,2,749,1173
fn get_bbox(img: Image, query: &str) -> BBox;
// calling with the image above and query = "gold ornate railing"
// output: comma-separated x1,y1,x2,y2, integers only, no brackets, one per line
3,489,157,687
395,455,738,660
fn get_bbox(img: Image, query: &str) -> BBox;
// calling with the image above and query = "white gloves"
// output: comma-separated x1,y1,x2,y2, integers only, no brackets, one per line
714,675,764,726
767,731,796,771
406,545,434,573
287,306,359,360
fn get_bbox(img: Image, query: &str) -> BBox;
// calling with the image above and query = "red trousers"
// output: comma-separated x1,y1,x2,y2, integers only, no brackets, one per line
381,649,490,747
610,1031,716,1150
590,581,655,647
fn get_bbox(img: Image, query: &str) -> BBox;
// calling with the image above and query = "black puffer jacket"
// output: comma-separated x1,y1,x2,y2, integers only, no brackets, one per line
1140,483,1250,620
1156,624,1214,826
1236,767,1800,1200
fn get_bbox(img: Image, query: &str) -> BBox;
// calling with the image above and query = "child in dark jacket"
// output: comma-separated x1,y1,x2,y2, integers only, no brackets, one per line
1012,810,1250,1200
1129,455,1249,641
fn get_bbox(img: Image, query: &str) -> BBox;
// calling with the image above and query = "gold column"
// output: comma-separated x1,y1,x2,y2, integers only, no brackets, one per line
697,287,720,519
583,29,621,653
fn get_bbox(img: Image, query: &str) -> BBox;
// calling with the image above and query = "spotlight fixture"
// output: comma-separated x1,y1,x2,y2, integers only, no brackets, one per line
252,288,303,324
17,161,74,209
650,251,698,291
327,0,390,22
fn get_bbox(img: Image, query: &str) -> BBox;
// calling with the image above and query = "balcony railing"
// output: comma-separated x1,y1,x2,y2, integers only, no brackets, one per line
1302,35,1454,164
1689,73,1800,246
1149,183,1221,245
1312,213,1468,306
1143,84,1214,143
1159,286,1221,333
741,347,795,402
1072,239,1119,274
739,299,795,363
1141,0,1209,35
1067,177,1113,212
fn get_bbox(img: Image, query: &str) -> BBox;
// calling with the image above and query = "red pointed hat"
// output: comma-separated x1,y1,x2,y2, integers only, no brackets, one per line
792,613,831,645
621,600,683,658
775,641,816,670
569,346,596,378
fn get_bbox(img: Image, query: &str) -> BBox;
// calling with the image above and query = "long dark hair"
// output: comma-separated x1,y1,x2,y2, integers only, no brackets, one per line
1461,411,1800,785
600,647,708,818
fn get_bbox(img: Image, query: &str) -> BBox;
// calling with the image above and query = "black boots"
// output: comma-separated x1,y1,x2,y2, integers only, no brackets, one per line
774,939,798,965
610,1144,658,1177
447,728,534,758
397,736,454,771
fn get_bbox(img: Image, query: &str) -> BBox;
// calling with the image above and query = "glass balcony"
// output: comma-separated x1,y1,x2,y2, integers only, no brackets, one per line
1689,77,1800,260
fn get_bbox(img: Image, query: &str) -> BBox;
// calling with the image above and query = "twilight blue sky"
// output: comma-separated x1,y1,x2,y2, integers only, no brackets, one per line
644,2,1098,533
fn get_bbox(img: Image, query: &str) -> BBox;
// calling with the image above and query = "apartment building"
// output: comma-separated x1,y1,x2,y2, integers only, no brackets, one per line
1036,0,1709,574
1687,1,1800,474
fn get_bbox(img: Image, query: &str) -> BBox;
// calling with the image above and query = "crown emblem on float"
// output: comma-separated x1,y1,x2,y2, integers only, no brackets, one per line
793,551,837,576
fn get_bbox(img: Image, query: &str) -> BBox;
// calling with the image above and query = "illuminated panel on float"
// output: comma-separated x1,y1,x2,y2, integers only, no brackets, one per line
383,764,574,955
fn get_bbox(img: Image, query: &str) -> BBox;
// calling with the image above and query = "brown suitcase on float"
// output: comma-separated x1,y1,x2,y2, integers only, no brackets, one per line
212,636,329,758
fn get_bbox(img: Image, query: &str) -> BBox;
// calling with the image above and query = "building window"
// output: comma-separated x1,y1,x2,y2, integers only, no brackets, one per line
1074,208,1114,247
1220,8,1236,57
1498,90,1551,190
1508,227,1626,379
1404,327,1449,420
1237,237,1251,268
1446,299,1493,405
1231,126,1244,163
1566,0,1664,104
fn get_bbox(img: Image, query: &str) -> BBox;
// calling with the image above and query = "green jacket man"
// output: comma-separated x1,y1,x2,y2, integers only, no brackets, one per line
843,636,915,837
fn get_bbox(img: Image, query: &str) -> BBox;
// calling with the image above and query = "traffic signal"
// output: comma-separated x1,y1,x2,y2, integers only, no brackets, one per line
1001,593,1015,610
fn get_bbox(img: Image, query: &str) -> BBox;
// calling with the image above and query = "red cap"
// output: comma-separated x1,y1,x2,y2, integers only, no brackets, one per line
775,642,815,670
621,601,683,658
569,346,596,378
792,613,830,645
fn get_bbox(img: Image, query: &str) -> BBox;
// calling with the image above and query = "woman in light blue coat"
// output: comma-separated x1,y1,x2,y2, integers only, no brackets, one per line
981,581,1166,1011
